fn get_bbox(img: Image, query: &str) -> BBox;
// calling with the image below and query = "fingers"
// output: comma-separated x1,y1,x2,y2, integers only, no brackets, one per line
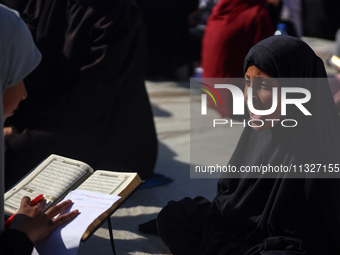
33,198,45,212
20,196,32,207
13,197,79,243
45,199,73,218
52,209,79,229
18,196,44,216
44,199,79,232
34,198,45,207
20,196,44,208
3,126,13,136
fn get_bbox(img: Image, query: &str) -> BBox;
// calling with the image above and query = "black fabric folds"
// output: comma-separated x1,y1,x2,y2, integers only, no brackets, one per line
0,229,33,255
2,0,158,184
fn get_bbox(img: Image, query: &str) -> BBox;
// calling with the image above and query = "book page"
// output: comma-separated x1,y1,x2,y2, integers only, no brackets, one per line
77,170,141,240
76,170,138,195
4,155,93,214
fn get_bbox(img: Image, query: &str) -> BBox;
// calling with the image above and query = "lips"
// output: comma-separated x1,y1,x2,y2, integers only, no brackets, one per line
250,112,262,120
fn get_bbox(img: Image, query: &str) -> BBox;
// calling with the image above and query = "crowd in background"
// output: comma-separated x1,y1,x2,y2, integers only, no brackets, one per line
137,0,340,117
138,0,340,81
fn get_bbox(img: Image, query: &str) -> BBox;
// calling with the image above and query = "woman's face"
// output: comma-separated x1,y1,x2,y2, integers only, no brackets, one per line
244,65,281,131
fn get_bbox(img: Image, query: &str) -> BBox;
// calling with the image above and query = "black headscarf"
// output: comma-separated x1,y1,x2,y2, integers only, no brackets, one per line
206,36,340,254
227,35,340,171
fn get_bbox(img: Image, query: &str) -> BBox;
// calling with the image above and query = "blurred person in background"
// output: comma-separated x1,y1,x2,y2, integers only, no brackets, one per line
136,0,198,80
201,0,273,117
0,0,158,190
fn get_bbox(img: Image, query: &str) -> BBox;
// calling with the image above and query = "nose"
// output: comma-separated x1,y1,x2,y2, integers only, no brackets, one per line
245,84,261,110
248,84,259,100
252,87,259,100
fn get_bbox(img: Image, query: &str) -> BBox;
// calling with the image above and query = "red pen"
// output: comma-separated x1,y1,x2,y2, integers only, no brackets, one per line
4,194,44,230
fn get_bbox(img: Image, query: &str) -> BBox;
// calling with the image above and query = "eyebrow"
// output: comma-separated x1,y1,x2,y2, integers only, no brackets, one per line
244,74,272,79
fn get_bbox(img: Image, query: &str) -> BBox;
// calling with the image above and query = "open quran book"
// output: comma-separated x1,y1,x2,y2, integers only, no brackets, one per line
4,154,142,240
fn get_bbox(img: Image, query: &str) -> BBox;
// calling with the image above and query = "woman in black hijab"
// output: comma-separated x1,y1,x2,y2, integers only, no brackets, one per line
157,36,340,254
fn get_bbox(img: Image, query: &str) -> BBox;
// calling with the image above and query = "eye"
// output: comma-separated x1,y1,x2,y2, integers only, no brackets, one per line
260,79,272,90
260,83,270,89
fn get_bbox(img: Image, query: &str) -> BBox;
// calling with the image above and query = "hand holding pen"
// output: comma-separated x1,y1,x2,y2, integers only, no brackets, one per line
7,195,79,244
5,194,44,230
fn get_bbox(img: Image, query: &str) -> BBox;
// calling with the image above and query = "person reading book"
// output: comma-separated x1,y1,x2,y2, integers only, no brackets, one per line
0,5,78,255
4,154,142,243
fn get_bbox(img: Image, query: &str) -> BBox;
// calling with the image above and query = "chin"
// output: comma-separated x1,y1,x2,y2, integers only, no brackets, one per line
250,123,270,131
250,119,280,131
3,112,13,121
251,126,270,131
